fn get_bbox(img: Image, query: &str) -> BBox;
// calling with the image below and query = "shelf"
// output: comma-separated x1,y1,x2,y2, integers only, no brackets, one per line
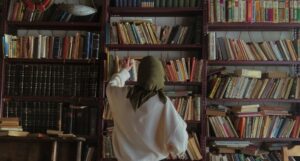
6,21,101,31
102,159,194,161
106,44,202,51
208,137,300,142
4,58,102,64
0,135,97,143
103,119,200,124
207,60,300,66
207,99,300,103
3,96,101,102
126,81,201,86
207,22,300,31
109,7,202,17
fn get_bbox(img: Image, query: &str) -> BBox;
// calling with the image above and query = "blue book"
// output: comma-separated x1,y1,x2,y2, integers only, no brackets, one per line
130,23,140,44
105,23,110,44
115,0,120,7
83,32,91,59
132,0,136,7
53,37,62,59
2,36,8,57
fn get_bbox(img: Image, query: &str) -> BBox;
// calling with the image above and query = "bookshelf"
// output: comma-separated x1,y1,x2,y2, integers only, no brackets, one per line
204,0,300,161
0,0,102,161
102,0,204,160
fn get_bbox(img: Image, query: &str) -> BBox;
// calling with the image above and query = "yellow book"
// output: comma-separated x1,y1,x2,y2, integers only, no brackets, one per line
235,69,262,78
8,131,29,137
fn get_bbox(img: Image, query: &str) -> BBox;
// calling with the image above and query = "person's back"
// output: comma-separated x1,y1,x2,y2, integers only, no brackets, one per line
106,56,188,161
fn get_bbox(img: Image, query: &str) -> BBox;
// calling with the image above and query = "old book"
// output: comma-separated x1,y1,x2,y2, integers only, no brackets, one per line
8,131,29,137
206,108,226,116
234,69,262,78
263,71,288,78
231,104,259,113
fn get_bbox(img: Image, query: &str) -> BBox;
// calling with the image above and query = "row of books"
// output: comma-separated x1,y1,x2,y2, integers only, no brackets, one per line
103,126,115,158
3,101,58,133
5,64,99,97
106,53,203,82
233,115,300,138
171,96,201,121
103,95,201,121
209,152,290,161
209,33,300,61
111,0,200,8
209,0,300,23
2,32,100,59
3,101,98,136
167,132,202,160
209,115,294,138
7,1,99,22
163,58,203,82
208,70,300,99
103,127,201,160
108,21,195,45
0,117,24,133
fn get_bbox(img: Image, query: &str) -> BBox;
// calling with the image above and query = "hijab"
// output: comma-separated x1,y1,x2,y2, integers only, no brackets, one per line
127,56,167,110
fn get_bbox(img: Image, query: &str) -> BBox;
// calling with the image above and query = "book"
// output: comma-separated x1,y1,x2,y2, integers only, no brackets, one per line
234,69,262,78
8,131,29,137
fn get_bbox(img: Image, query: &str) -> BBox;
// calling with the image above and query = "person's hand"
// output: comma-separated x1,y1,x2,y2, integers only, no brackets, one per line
122,57,133,71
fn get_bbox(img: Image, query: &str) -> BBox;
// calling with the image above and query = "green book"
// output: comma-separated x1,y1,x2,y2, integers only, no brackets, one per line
173,0,178,7
190,0,196,7
155,0,160,7
184,0,189,7
160,0,166,7
167,0,172,7
179,0,184,7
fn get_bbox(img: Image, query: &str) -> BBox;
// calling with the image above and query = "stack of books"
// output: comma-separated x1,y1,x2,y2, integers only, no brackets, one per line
0,117,29,137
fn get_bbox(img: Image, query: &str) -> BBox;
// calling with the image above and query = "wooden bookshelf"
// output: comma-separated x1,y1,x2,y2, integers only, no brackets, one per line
0,0,103,161
204,1,300,161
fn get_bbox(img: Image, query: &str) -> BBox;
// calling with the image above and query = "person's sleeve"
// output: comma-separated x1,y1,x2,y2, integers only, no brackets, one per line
166,109,189,155
107,69,130,87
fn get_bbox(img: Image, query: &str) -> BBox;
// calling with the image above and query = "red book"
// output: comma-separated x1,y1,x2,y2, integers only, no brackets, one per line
247,0,253,22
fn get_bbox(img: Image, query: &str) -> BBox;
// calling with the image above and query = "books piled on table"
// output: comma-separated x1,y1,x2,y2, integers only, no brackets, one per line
0,117,29,137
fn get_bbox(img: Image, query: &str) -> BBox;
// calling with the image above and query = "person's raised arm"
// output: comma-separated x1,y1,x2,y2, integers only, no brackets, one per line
107,57,133,87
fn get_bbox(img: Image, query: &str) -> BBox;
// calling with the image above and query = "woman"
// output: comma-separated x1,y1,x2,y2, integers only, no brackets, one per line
106,56,188,161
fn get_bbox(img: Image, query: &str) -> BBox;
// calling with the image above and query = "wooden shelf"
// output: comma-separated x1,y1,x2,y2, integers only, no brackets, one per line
207,60,300,66
125,81,201,86
3,96,101,102
0,135,97,143
109,7,202,17
103,119,200,124
106,44,202,51
102,158,195,161
207,98,300,103
207,22,300,31
4,58,102,64
6,21,101,31
208,137,300,142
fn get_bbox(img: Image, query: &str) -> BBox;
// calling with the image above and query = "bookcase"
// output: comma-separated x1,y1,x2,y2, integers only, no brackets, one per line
0,0,102,161
101,0,204,160
204,0,300,161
